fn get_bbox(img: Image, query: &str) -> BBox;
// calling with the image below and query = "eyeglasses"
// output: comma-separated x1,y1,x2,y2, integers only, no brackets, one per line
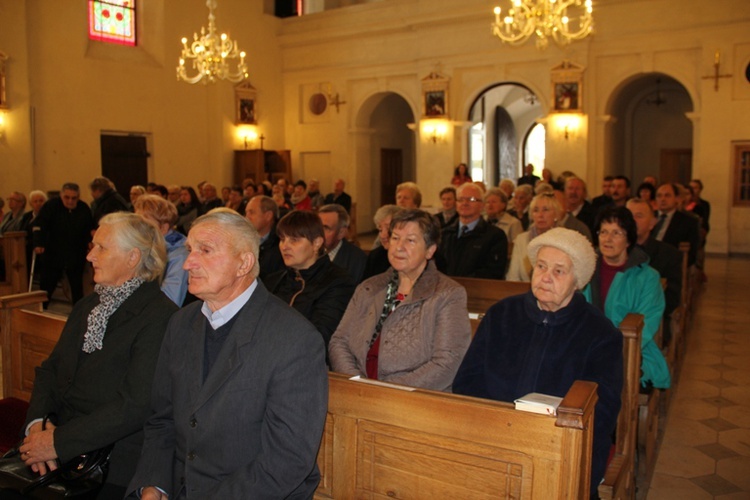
457,197,481,203
597,229,627,239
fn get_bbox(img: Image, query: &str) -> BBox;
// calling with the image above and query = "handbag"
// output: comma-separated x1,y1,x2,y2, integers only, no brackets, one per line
0,415,113,499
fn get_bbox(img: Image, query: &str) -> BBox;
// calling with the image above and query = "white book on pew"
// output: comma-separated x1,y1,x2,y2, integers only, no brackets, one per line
514,392,563,416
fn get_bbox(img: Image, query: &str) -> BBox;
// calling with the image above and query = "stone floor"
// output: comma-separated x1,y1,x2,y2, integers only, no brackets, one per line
645,256,750,499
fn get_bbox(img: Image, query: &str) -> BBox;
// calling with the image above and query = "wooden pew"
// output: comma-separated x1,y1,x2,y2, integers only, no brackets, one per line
598,313,643,500
0,291,61,401
316,375,598,499
453,277,530,315
4,291,598,498
0,232,29,297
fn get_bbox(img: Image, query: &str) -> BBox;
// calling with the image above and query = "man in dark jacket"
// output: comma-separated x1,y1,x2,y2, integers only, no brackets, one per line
438,183,507,279
32,183,94,307
245,195,284,281
318,204,367,284
323,178,352,214
89,176,129,226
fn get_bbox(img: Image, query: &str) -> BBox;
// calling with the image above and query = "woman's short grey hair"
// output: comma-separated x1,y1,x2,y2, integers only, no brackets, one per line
484,187,508,204
389,209,441,248
134,194,179,227
534,182,554,195
396,182,422,207
514,184,533,197
98,212,167,283
530,193,563,218
192,208,261,278
373,204,402,226
29,190,47,202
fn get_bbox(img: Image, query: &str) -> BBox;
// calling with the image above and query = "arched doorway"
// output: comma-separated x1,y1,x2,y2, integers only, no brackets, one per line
353,92,415,232
467,83,543,187
606,73,694,185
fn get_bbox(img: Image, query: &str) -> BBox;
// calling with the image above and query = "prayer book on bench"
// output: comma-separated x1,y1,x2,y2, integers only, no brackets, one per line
514,392,563,416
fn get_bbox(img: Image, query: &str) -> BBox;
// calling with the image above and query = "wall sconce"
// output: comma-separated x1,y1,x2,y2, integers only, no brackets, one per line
421,119,449,144
552,114,582,140
236,125,259,149
0,112,5,139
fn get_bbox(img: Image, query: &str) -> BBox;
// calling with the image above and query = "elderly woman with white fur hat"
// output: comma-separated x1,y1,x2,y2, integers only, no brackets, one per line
453,227,623,499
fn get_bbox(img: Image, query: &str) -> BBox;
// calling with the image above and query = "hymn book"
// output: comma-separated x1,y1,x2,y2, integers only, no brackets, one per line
513,392,563,416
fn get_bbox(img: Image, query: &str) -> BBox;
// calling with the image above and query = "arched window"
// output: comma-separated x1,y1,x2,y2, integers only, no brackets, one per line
88,0,136,46
523,123,546,174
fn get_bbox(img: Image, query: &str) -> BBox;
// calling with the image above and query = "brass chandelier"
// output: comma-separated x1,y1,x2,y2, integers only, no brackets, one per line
491,0,594,50
177,0,248,84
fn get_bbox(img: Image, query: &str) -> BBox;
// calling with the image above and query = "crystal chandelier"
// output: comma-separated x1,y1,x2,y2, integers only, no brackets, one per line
491,0,593,50
177,0,248,84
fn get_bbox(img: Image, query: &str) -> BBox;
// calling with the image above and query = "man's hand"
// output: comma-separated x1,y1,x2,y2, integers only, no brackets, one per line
20,421,58,474
34,246,45,254
142,486,169,500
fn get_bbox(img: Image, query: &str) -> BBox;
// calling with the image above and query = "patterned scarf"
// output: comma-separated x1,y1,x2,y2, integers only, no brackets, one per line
368,270,405,348
82,277,144,353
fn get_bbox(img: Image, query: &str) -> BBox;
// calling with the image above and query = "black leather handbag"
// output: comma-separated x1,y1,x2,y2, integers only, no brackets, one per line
0,415,112,499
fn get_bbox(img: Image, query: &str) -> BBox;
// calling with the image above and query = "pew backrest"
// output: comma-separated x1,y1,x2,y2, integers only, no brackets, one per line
316,374,598,499
0,232,29,297
453,277,530,314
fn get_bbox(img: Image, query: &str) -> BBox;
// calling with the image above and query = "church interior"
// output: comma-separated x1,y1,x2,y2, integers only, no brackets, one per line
1,0,750,498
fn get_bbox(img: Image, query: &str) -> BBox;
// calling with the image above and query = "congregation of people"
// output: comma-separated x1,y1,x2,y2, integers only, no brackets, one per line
0,163,710,499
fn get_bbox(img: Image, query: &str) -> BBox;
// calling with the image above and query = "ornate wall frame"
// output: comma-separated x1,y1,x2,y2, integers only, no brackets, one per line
422,72,449,119
235,81,257,124
551,60,584,113
0,51,8,109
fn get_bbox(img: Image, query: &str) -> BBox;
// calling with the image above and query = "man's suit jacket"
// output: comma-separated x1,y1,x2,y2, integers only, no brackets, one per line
437,218,508,279
641,237,682,315
333,239,367,284
654,210,700,267
323,191,352,214
573,200,597,234
258,230,284,281
26,281,177,488
128,281,328,499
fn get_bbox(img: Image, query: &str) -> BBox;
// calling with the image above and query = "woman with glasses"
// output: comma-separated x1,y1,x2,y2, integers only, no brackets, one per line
506,193,561,281
583,206,670,390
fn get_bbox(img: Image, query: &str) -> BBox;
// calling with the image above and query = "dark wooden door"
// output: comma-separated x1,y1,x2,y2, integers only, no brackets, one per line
380,149,402,205
100,135,149,194
659,149,692,186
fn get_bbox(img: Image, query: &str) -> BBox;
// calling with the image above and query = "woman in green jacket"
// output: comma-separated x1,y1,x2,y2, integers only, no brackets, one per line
583,206,671,389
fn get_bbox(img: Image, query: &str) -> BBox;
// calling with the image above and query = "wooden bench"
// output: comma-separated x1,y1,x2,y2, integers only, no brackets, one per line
598,313,643,500
316,375,598,499
0,232,29,297
453,277,530,315
0,291,60,401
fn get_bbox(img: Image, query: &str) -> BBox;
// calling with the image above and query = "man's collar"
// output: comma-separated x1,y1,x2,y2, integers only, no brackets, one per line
201,279,258,329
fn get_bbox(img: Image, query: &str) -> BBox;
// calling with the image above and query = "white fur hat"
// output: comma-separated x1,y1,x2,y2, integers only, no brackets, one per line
527,227,596,289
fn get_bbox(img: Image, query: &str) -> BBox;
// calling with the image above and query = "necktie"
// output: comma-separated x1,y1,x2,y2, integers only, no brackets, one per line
653,213,667,240
460,225,470,238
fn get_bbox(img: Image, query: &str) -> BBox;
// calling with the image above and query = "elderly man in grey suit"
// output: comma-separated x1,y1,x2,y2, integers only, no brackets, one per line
318,203,367,284
128,209,328,499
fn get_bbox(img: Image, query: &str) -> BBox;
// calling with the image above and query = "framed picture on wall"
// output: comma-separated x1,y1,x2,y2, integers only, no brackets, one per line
551,60,585,113
235,82,257,124
0,51,8,109
422,71,449,119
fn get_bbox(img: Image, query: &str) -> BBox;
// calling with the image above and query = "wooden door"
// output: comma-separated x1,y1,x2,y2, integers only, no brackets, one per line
380,149,402,205
100,135,149,194
659,149,692,186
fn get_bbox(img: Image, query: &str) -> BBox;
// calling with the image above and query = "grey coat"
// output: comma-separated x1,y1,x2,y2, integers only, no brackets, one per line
328,261,471,392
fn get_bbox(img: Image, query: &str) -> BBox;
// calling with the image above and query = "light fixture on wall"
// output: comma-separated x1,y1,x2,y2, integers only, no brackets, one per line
421,119,449,144
552,113,582,140
177,0,248,84
236,125,259,149
491,0,593,50
0,112,5,139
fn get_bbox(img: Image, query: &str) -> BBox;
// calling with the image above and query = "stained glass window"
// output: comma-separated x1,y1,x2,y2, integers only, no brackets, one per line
88,0,136,46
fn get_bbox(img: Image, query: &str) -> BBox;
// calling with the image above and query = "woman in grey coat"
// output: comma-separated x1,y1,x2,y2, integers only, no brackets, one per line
329,209,471,392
